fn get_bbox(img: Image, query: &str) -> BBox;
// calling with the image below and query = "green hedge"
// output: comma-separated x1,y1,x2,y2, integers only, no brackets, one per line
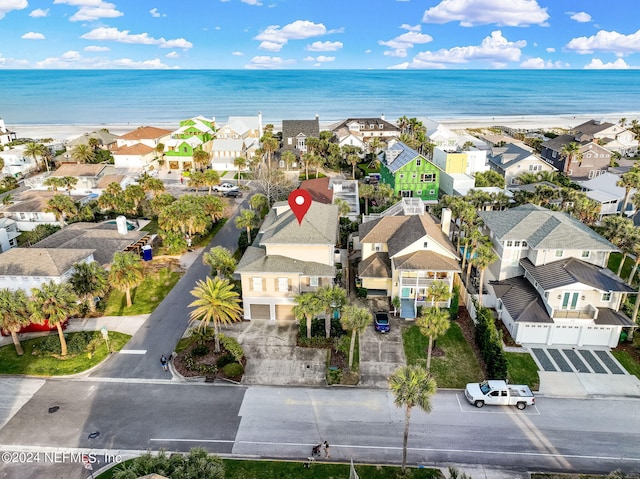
474,307,508,379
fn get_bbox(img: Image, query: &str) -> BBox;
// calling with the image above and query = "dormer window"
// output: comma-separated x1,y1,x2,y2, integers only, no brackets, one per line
423,242,428,248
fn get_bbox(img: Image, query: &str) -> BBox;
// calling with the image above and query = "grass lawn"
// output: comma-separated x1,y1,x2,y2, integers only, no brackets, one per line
607,253,635,284
0,332,130,376
193,218,227,248
298,172,327,181
97,458,442,479
505,352,540,390
141,218,160,234
357,162,380,175
103,267,182,316
531,474,612,479
612,350,640,379
403,323,483,388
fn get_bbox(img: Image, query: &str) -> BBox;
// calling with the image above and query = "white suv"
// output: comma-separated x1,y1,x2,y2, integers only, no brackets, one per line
212,182,239,193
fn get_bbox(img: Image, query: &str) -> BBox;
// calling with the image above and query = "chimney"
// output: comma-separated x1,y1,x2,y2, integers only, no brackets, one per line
116,215,128,235
258,111,263,138
381,113,385,121
441,208,452,238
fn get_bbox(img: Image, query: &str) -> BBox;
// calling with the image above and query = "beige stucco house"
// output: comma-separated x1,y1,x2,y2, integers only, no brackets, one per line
236,201,339,321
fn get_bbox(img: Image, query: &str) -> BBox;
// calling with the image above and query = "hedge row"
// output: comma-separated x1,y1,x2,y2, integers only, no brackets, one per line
474,307,508,379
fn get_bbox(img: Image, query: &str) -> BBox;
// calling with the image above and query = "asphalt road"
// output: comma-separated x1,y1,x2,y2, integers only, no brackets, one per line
89,195,249,380
1,382,639,479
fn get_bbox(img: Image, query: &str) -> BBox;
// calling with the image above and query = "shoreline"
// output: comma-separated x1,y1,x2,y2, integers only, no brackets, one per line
7,112,640,142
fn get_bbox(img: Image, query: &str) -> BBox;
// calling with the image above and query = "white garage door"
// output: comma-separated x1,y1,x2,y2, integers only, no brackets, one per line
250,304,271,320
581,326,613,347
275,305,295,321
519,324,549,344
550,325,581,345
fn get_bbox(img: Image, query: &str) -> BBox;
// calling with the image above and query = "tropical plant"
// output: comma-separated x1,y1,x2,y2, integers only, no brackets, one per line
188,277,243,353
359,183,376,215
474,170,505,188
71,144,96,164
24,142,48,171
616,165,640,217
108,252,145,308
416,307,450,371
0,288,31,355
233,156,246,185
192,148,210,170
202,169,221,195
29,281,79,356
334,198,351,218
388,364,437,473
203,246,237,280
471,243,498,306
561,142,581,175
45,194,78,228
248,193,269,218
347,153,360,179
69,261,109,313
293,292,324,339
280,150,296,172
427,280,451,307
43,176,66,192
235,209,258,243
317,285,347,339
261,135,279,169
600,215,635,276
188,171,206,195
140,177,165,197
339,305,373,370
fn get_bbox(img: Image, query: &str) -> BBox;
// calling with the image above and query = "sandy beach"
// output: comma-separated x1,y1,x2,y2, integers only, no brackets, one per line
7,112,640,143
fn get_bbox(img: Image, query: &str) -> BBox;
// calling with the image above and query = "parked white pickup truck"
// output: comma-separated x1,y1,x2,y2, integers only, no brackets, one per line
464,380,535,410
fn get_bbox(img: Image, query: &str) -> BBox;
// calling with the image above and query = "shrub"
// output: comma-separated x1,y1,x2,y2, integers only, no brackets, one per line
67,331,98,355
336,335,350,355
449,285,460,320
222,362,244,377
38,335,62,354
191,344,209,357
356,287,368,298
216,353,235,368
474,307,508,379
219,334,244,362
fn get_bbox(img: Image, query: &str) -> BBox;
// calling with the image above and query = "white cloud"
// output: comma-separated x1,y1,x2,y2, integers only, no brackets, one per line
423,0,549,27
35,50,173,69
569,11,591,23
566,29,640,55
520,57,567,69
81,27,193,49
0,53,30,68
0,0,27,20
84,45,110,51
232,51,244,56
406,30,526,68
379,29,433,57
54,0,124,22
245,55,295,69
165,51,179,58
30,8,50,17
255,20,331,51
546,47,555,53
242,0,263,4
303,55,335,63
306,41,343,52
400,24,421,32
150,8,166,18
388,62,410,69
21,32,46,40
584,58,632,69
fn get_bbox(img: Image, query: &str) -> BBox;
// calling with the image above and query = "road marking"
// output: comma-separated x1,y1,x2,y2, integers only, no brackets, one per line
119,349,147,355
456,394,541,415
151,438,235,443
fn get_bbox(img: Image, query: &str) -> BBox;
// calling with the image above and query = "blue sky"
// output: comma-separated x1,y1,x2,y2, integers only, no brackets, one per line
0,0,639,69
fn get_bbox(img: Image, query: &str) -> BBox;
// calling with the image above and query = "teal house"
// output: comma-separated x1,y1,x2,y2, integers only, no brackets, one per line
378,142,442,203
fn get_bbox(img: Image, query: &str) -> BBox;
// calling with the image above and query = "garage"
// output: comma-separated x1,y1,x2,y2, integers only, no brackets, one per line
249,304,271,320
275,305,295,321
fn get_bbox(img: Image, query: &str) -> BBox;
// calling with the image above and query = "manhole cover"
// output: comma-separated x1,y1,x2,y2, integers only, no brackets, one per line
88,431,100,439
48,406,60,413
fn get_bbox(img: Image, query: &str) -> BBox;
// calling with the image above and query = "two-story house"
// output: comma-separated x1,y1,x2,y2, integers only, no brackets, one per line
236,201,338,322
488,143,556,186
378,141,442,202
357,213,460,318
331,116,400,151
479,204,634,347
540,134,610,180
114,125,172,170
573,119,638,157
211,114,262,171
2,190,87,231
579,171,636,217
281,117,320,157
66,129,118,151
163,117,216,171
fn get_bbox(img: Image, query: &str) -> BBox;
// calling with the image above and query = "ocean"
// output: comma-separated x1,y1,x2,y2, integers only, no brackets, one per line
1,69,640,126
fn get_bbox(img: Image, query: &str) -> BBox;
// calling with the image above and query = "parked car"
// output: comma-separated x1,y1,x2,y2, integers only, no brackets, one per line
464,380,535,410
212,183,239,193
223,189,243,198
374,311,390,333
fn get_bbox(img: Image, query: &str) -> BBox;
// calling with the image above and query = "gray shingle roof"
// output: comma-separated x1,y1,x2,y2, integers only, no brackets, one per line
594,308,634,326
259,202,338,246
379,141,423,173
487,143,537,169
520,257,635,293
479,204,617,251
358,252,391,278
393,250,461,272
235,246,335,275
282,119,320,141
0,248,94,277
490,276,554,324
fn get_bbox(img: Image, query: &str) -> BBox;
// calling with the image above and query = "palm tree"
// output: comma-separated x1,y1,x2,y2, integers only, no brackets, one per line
30,281,78,356
69,261,109,313
71,144,96,164
188,171,206,195
359,183,375,215
616,165,640,216
249,193,269,218
155,142,165,166
293,292,323,339
203,169,221,195
235,209,258,243
334,198,351,218
60,176,78,195
192,148,210,170
600,216,634,276
416,307,450,371
560,142,581,175
203,246,237,280
281,150,296,172
317,285,347,338
301,152,313,180
0,288,31,355
140,177,165,198
339,305,373,370
471,244,498,307
43,176,66,192
388,364,437,474
24,142,48,171
347,153,360,179
45,194,78,228
261,135,279,169
108,252,145,308
233,156,246,185
427,280,451,308
188,277,242,353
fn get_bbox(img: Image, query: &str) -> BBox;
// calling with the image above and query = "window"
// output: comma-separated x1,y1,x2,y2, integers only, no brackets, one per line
399,174,405,179
375,243,382,252
514,241,521,247
287,138,292,145
310,276,319,287
420,173,436,182
416,190,422,195
423,242,428,248
252,277,263,292
416,158,422,166
529,164,542,172
412,174,417,179
522,241,527,247
601,292,612,302
506,240,513,247
581,251,590,258
429,189,435,195
555,250,563,257
277,277,289,292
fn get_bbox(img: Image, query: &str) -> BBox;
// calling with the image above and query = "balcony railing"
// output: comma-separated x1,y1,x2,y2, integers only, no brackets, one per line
551,304,598,320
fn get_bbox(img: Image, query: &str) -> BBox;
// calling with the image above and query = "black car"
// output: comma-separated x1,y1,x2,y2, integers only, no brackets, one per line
223,190,243,198
374,311,390,333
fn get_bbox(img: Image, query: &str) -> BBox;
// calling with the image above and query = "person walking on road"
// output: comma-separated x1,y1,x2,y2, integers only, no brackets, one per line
160,355,168,371
323,441,330,458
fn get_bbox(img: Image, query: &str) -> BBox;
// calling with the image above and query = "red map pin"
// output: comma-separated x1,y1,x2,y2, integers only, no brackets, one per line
288,189,312,225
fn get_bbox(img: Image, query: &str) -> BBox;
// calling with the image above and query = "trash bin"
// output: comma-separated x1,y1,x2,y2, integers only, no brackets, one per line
142,245,152,261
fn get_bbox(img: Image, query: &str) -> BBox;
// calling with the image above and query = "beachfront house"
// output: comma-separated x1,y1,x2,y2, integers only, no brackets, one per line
540,135,610,180
235,201,338,321
378,141,442,202
66,129,118,151
331,116,400,151
357,213,460,318
0,119,17,146
281,117,320,157
477,203,633,348
162,117,216,171
488,143,556,186
0,146,38,178
572,119,638,157
211,114,262,171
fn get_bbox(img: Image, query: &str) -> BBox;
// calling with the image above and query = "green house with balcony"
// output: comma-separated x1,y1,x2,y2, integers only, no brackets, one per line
378,142,442,203
163,116,216,171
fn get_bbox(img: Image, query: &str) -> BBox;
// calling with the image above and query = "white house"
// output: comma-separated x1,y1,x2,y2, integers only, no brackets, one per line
578,171,636,217
0,217,20,253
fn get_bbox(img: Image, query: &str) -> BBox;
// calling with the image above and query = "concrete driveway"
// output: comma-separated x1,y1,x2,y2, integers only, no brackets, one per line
358,312,406,388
